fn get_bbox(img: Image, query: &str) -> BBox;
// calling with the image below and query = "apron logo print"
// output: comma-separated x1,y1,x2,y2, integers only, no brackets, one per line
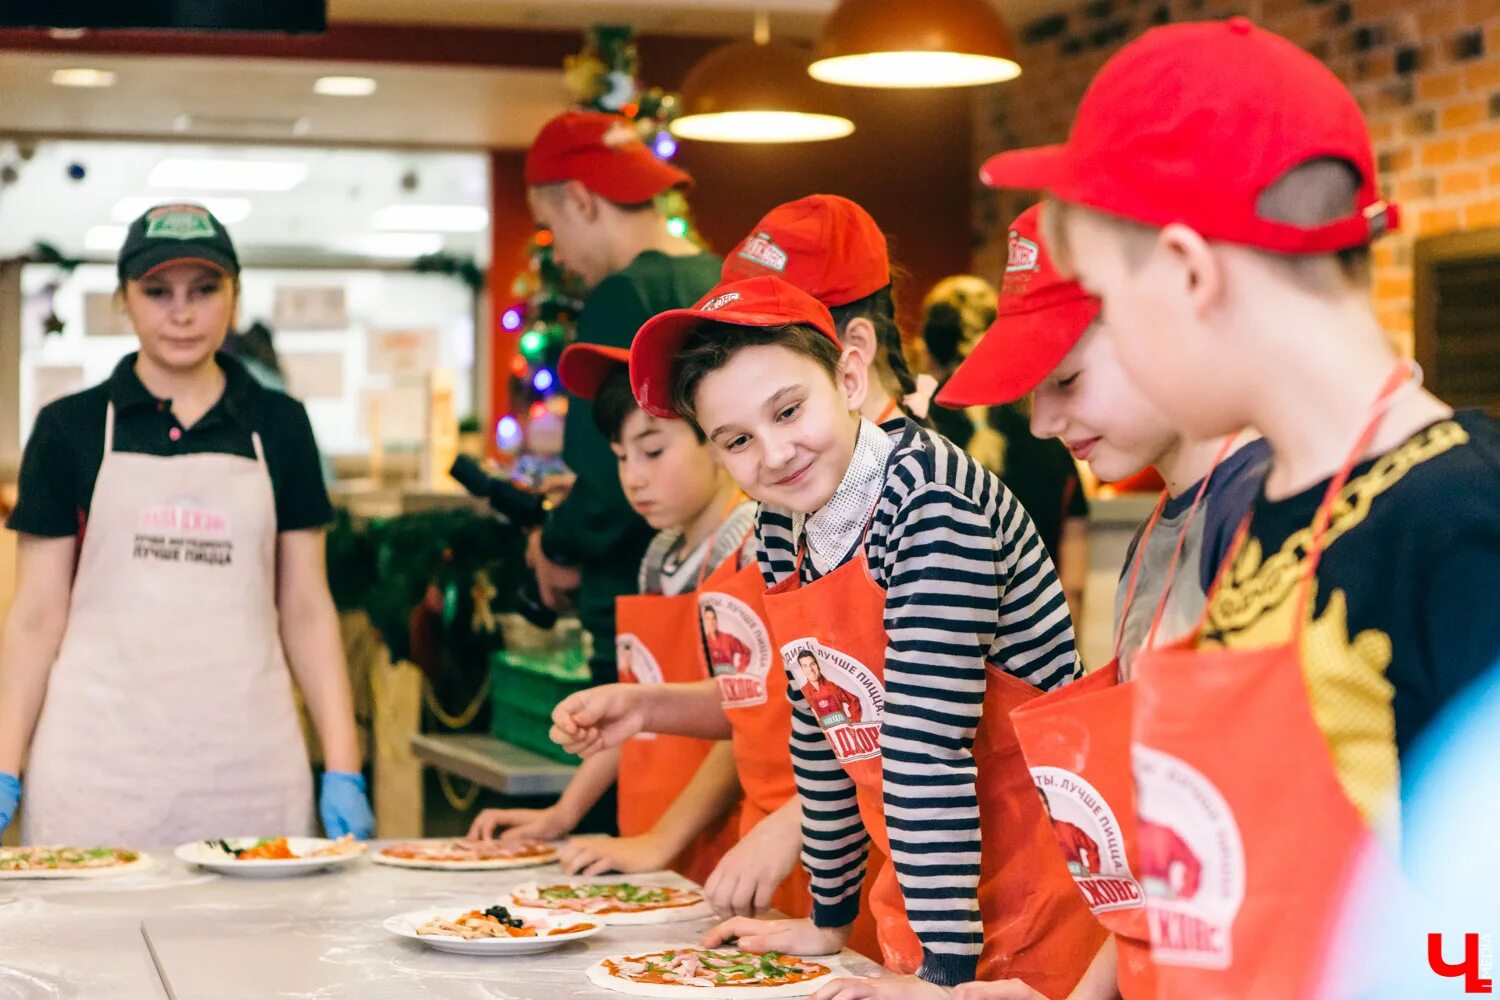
138,503,230,535
615,633,665,742
1033,766,1144,915
784,639,884,762
616,633,664,686
699,593,773,709
1132,745,1246,970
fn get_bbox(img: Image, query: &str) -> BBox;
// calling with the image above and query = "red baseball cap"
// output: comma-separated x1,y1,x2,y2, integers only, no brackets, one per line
630,276,839,418
525,111,692,203
721,195,890,307
937,206,1100,407
558,343,631,401
979,18,1396,254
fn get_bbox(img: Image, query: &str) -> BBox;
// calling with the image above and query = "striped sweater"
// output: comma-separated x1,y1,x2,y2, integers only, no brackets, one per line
756,419,1080,986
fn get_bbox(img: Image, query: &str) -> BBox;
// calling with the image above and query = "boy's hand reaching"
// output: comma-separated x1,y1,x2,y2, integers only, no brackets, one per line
550,684,648,757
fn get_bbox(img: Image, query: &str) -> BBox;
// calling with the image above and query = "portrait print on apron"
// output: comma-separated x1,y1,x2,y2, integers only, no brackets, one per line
781,638,885,763
699,591,774,709
1034,766,1145,916
1132,744,1247,970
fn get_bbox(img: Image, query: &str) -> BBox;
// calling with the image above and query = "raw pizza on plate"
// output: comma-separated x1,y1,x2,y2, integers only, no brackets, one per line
373,838,558,870
0,845,150,879
587,948,838,998
384,901,602,955
507,880,712,924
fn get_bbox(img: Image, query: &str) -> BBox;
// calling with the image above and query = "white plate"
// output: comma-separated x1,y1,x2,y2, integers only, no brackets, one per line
174,837,365,877
371,839,559,871
384,903,602,955
0,851,154,880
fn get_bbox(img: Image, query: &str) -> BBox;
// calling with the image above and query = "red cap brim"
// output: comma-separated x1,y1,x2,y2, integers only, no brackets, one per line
936,296,1101,407
559,344,631,400
631,307,823,418
979,144,1074,190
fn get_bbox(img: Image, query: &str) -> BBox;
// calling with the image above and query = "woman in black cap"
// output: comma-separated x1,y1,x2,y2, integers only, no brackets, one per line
0,203,372,845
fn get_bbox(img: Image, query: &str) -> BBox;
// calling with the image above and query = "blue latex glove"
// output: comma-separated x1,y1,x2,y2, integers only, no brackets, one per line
319,771,374,840
0,772,18,837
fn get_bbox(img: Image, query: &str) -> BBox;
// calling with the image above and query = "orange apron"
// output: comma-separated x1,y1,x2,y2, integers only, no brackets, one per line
698,547,885,958
615,541,742,886
1128,366,1409,999
761,541,1102,992
1009,440,1236,999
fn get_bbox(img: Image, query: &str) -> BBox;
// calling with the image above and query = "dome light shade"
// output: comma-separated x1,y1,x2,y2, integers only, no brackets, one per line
810,0,1021,89
672,40,855,144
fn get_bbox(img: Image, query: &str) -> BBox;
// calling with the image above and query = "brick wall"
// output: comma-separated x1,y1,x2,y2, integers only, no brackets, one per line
972,0,1500,356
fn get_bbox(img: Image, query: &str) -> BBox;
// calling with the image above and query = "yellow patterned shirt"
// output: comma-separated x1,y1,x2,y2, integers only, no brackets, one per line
1199,412,1500,833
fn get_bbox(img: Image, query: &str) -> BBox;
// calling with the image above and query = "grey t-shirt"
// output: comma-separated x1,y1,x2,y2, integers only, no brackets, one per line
1112,439,1271,677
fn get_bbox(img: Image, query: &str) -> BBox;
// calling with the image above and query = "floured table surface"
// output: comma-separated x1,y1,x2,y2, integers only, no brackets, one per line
0,846,883,999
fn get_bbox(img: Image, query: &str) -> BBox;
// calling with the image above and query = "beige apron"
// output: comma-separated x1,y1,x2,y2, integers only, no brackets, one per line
23,403,314,844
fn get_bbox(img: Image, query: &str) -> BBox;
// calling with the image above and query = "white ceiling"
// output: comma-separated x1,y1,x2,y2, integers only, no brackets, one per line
0,51,568,149
327,0,1066,38
0,139,493,265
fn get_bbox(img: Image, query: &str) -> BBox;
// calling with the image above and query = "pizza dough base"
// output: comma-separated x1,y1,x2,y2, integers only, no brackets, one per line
372,843,559,871
508,881,716,925
586,956,841,999
0,852,153,880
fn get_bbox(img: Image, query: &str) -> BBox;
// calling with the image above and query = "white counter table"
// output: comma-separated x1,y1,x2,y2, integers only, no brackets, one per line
0,849,882,1000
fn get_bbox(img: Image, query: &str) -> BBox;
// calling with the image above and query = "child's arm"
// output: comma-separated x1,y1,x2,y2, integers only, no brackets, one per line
550,680,730,758
469,746,620,843
558,741,741,876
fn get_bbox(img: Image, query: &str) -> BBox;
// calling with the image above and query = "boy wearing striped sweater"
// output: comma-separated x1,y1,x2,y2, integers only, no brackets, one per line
626,276,1103,998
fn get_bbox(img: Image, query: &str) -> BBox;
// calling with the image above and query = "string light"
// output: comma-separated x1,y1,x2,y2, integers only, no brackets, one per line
495,415,522,450
666,216,689,238
653,133,678,159
519,329,546,357
529,402,548,420
501,307,524,332
510,355,529,377
535,230,554,247
533,368,555,393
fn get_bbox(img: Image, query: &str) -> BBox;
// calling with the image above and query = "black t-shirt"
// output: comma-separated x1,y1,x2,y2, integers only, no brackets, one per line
8,352,333,538
1199,410,1500,827
538,249,723,669
929,394,1088,559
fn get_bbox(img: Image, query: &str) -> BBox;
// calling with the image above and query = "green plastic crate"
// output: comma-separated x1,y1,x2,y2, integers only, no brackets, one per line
493,706,581,764
489,647,590,763
490,648,591,718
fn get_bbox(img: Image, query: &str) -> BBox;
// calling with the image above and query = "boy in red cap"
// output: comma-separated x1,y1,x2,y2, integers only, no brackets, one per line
541,195,936,931
939,206,1266,1000
472,343,749,886
522,110,722,702
982,18,1500,999
608,275,1101,997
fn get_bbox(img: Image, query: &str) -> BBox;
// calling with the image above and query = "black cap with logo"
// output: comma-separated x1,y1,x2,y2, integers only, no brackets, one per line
117,203,241,283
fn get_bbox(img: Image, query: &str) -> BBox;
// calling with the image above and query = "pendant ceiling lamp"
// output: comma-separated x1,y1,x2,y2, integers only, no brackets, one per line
809,0,1021,88
671,16,855,144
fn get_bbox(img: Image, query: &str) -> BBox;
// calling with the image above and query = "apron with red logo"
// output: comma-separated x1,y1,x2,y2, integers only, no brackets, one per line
25,403,313,844
1009,439,1237,999
761,537,1102,993
1128,366,1409,999
698,546,885,958
615,531,742,885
